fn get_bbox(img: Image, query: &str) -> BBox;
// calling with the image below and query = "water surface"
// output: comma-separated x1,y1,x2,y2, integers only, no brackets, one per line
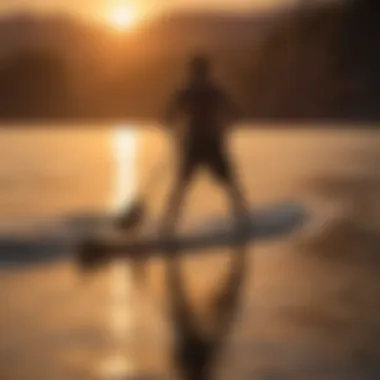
1,126,380,380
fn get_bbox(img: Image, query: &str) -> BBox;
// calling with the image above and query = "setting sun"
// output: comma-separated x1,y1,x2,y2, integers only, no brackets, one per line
107,5,138,30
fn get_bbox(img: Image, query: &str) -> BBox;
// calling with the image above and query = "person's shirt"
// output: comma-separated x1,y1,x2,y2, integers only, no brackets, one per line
164,80,239,137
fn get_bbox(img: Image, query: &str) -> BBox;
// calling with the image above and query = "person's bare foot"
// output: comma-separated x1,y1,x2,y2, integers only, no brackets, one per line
160,225,180,255
233,213,252,243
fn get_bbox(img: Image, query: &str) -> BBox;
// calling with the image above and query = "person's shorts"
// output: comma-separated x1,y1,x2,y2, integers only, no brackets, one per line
178,134,233,182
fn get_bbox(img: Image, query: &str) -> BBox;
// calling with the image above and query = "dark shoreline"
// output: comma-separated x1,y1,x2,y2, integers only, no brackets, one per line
0,119,379,130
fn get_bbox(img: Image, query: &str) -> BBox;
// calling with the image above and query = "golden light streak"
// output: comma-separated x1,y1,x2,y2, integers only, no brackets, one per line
98,125,139,379
106,4,139,30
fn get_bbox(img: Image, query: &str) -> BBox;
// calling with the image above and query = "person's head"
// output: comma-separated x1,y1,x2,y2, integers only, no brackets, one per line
188,54,212,83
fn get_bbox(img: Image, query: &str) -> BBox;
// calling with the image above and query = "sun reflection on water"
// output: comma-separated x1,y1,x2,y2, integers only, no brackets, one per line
99,124,140,379
110,125,139,213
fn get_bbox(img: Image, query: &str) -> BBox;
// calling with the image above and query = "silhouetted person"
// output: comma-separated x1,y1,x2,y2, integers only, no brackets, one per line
161,54,249,238
165,244,248,380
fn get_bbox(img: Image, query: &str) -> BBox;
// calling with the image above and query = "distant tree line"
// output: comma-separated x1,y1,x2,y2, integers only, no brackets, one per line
0,49,72,119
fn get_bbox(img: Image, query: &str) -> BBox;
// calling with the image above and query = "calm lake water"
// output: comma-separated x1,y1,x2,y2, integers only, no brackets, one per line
1,125,380,380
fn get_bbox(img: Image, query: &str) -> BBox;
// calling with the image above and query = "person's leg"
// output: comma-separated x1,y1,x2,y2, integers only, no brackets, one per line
209,139,250,233
225,176,252,241
225,172,249,220
160,176,188,237
160,144,197,238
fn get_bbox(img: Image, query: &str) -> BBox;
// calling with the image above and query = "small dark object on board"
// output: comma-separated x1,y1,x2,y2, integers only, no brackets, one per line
114,200,146,231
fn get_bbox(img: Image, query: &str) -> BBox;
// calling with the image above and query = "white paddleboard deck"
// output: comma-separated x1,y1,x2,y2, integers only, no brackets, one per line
0,201,309,268
77,201,309,261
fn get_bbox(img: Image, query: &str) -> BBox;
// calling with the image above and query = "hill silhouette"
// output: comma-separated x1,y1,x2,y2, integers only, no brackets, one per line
0,1,378,123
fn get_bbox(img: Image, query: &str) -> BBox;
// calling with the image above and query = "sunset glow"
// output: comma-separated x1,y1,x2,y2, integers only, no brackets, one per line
107,4,139,30
0,0,293,18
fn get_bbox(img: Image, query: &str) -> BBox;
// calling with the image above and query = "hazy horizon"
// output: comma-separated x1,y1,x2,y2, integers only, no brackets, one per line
0,0,298,21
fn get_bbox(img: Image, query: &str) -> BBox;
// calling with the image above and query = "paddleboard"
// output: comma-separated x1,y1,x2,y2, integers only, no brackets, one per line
77,201,309,270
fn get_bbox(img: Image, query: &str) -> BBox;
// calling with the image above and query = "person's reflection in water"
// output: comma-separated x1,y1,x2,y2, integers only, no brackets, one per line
165,243,248,380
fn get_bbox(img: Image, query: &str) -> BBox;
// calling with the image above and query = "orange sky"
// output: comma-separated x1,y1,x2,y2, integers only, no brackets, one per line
0,0,296,16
